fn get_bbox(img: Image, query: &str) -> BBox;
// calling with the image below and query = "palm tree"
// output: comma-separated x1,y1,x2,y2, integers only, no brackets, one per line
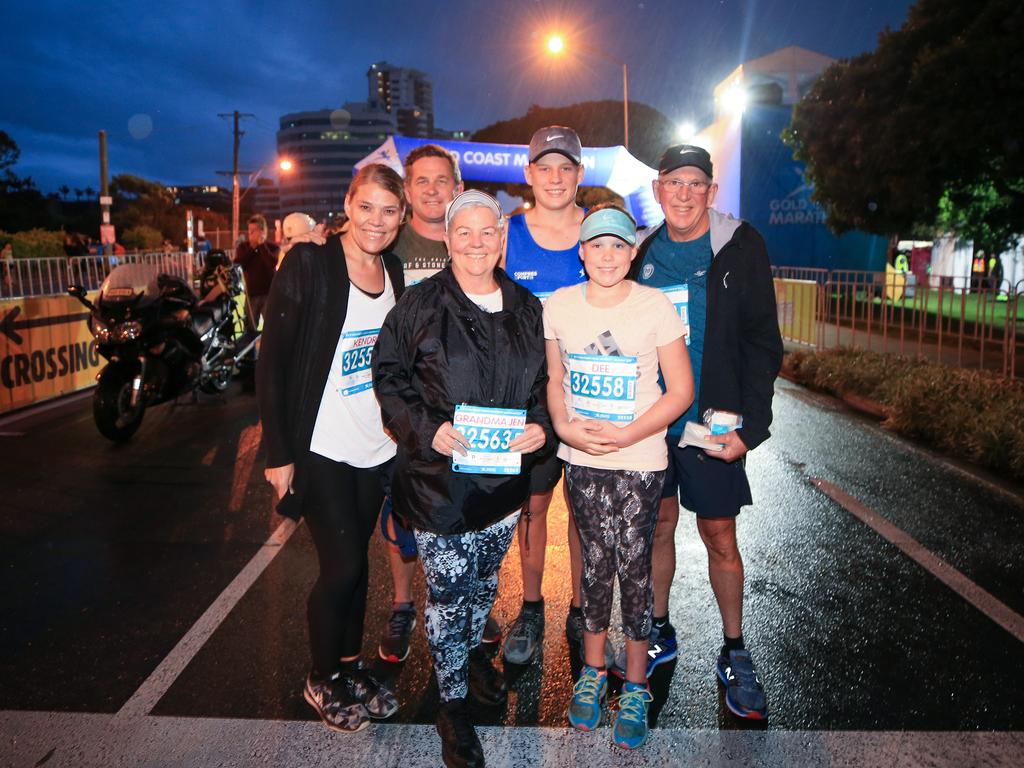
59,184,70,200
84,186,96,200
74,188,83,201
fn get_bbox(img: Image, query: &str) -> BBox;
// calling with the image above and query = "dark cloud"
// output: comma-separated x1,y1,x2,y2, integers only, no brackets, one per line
3,0,913,191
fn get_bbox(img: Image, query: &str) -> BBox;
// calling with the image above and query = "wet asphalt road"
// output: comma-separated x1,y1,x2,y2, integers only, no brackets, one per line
0,378,1022,764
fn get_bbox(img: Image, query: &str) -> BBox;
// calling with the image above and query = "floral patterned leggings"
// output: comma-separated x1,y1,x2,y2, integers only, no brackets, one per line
565,465,665,641
413,510,521,701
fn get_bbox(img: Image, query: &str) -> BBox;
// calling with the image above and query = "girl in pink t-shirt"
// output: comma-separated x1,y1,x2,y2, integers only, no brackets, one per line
542,205,693,749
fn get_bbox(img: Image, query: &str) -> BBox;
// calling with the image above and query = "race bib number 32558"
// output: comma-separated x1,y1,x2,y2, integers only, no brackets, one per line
568,353,637,422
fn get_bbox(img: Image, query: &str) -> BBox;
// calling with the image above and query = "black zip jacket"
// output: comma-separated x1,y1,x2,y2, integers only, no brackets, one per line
372,266,553,535
256,233,405,519
629,209,783,451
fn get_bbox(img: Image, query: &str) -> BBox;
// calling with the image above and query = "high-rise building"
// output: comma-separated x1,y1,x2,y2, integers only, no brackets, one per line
367,61,434,138
276,101,396,222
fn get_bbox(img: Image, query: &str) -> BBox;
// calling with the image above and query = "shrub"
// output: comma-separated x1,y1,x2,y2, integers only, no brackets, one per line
784,347,1024,482
0,228,66,259
121,225,164,251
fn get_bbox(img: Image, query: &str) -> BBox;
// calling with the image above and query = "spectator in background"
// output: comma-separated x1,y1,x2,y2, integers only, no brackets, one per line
277,212,326,269
234,214,280,328
2,242,13,291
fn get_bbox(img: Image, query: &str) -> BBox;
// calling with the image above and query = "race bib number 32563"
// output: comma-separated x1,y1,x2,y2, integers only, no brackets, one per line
339,328,379,396
568,353,637,422
452,405,527,475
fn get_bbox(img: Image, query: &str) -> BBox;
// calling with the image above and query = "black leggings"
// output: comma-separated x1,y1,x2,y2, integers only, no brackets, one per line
303,451,389,677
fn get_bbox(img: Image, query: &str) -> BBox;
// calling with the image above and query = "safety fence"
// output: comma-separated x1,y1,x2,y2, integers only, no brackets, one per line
1,252,215,300
772,267,1023,379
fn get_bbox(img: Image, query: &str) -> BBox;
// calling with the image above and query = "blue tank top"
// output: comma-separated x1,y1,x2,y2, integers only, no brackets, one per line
505,213,586,298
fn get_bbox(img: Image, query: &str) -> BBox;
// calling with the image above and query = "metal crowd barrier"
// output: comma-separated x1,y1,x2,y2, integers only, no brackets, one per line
772,266,1023,379
2,251,218,299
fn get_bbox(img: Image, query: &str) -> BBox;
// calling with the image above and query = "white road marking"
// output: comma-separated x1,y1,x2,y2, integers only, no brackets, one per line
116,516,299,718
2,711,1022,768
813,478,1024,643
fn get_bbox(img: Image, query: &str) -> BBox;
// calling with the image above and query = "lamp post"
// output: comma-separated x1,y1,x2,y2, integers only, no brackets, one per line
546,34,630,151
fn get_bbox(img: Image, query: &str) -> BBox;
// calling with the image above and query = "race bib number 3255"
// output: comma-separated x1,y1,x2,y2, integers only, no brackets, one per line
339,328,379,396
452,404,527,475
568,354,637,422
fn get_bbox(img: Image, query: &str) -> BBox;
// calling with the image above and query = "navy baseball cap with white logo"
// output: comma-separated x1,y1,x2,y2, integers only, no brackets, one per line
528,126,582,165
658,144,713,177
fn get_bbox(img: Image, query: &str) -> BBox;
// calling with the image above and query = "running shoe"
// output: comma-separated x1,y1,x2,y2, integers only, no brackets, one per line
567,665,607,731
612,622,678,679
303,673,369,733
436,697,485,768
716,649,768,719
612,682,653,749
481,612,501,645
339,663,400,719
378,605,417,663
503,601,544,665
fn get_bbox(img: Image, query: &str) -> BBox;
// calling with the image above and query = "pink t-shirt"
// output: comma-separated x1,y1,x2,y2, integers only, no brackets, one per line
543,281,686,471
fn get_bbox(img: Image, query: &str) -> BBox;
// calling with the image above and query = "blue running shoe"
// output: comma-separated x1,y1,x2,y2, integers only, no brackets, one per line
612,682,652,749
567,665,607,731
612,623,678,679
716,649,768,720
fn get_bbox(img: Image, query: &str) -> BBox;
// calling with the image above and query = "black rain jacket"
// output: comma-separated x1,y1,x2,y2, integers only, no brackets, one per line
629,209,783,451
372,265,553,535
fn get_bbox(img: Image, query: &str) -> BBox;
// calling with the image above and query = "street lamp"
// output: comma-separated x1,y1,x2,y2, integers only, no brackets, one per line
545,34,630,151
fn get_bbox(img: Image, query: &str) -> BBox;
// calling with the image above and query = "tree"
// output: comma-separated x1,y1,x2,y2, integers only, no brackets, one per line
784,0,1024,253
110,174,192,244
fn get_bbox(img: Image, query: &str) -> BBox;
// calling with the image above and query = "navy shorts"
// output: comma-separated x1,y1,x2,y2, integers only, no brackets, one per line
529,450,565,495
661,438,752,518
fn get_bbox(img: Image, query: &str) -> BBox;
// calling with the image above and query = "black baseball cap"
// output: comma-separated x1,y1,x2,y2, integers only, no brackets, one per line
528,126,582,165
658,144,713,177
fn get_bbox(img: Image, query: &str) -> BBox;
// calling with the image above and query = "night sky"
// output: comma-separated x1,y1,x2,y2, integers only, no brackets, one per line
2,0,914,193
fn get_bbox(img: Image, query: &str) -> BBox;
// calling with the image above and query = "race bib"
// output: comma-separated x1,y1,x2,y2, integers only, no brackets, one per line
452,404,527,475
339,328,378,396
660,283,690,345
568,354,637,422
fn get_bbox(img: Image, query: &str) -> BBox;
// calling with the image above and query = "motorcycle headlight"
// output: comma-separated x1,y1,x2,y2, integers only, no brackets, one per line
112,321,142,342
92,317,111,342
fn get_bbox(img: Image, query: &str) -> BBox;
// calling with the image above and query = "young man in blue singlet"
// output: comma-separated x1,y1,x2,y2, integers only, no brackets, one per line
501,126,592,666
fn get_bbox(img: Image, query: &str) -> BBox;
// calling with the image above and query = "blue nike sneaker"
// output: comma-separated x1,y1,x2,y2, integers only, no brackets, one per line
612,623,678,679
716,648,768,719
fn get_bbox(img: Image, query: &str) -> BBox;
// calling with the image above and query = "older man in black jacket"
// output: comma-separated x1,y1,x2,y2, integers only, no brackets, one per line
627,144,783,721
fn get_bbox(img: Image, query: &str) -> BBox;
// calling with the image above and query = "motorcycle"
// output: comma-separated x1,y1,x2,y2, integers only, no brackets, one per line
67,252,255,442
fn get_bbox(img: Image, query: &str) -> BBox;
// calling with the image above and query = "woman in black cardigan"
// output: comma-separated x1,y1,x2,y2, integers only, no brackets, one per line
257,164,406,735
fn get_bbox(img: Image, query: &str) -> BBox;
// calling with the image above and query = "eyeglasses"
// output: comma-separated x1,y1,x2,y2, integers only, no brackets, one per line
658,178,711,194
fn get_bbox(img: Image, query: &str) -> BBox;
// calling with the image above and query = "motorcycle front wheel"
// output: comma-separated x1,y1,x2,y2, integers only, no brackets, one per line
94,365,146,442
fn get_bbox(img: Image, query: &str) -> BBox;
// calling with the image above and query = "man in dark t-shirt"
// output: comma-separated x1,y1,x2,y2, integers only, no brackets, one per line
233,214,279,327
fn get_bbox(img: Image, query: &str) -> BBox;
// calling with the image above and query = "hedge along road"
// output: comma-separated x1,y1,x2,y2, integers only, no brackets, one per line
0,378,1022,767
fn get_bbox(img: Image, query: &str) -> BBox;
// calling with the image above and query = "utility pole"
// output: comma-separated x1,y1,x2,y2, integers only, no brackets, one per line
217,110,254,248
98,130,112,256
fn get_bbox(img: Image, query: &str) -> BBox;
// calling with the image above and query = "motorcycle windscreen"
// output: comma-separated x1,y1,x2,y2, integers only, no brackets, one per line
99,263,162,305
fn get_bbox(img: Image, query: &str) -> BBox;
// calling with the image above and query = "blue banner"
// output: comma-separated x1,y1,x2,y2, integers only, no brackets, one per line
358,136,663,227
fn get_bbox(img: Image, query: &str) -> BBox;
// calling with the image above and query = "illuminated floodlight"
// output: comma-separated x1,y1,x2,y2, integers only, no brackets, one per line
722,85,748,114
677,121,696,142
547,35,565,55
279,159,294,172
